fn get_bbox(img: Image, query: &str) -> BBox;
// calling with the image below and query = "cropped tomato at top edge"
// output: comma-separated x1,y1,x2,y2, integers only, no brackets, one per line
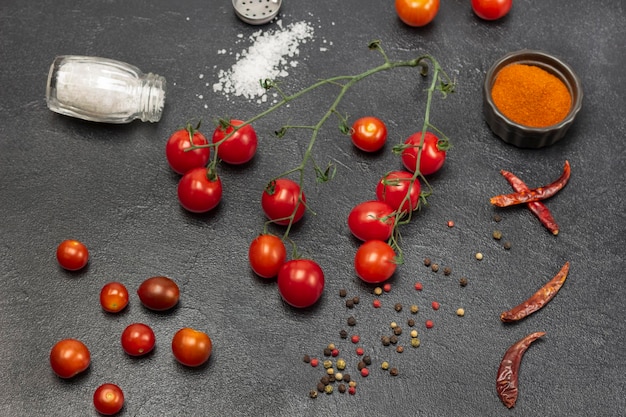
395,0,440,27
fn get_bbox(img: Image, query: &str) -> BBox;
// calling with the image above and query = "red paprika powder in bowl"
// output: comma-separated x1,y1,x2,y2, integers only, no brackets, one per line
483,50,583,148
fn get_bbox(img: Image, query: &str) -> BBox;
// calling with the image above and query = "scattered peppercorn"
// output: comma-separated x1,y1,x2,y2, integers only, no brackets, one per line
363,355,372,366
310,390,318,399
323,360,332,369
475,252,483,260
360,368,369,377
410,329,418,338
351,335,360,344
339,329,348,339
320,375,330,385
390,367,399,376
347,316,356,326
396,346,404,353
357,361,366,370
493,214,502,222
331,348,339,357
407,318,415,327
381,361,390,370
348,386,356,395
352,296,360,305
411,338,420,348
339,289,347,298
336,359,346,370
338,383,346,394
431,263,439,272
394,303,403,312
346,299,354,309
355,347,364,356
383,283,392,292
393,327,402,336
432,301,440,310
335,372,343,382
456,308,465,317
443,266,452,276
374,287,383,296
381,336,391,346
326,368,334,376
325,385,333,395
390,321,398,329
389,335,398,345
423,257,431,267
373,299,382,308
327,343,336,350
493,230,503,240
414,282,423,291
310,358,319,367
303,354,311,363
425,320,434,329
317,382,325,392
459,277,468,287
343,373,351,383
323,347,332,357
348,380,357,388
447,220,455,228
504,241,512,250
410,305,419,314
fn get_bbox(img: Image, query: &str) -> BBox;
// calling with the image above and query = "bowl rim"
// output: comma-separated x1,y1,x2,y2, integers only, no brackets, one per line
484,49,583,133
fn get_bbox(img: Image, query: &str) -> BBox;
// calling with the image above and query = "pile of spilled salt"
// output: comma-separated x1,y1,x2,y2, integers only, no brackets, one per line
212,21,314,102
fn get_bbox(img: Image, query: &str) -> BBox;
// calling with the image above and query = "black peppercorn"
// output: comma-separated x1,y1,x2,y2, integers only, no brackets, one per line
394,303,402,312
323,347,332,357
460,277,468,287
352,296,360,305
381,336,391,346
431,263,439,272
317,382,325,392
443,266,452,275
339,289,347,298
340,329,348,339
338,383,346,394
303,354,311,363
347,316,356,326
363,355,372,366
390,335,398,345
346,298,354,309
423,257,431,267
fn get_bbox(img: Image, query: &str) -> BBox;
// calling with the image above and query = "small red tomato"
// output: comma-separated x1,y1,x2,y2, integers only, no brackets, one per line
171,328,213,367
248,234,287,278
261,178,306,226
351,116,387,152
137,276,180,311
277,259,325,308
56,239,89,271
93,383,124,415
165,123,210,175
395,0,440,27
49,338,91,378
375,170,421,212
471,0,512,20
212,119,258,165
348,200,396,242
121,323,156,356
354,240,397,284
401,131,447,176
177,167,223,213
100,282,129,313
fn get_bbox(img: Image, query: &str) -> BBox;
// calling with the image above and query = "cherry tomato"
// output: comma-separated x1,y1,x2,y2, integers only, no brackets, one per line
137,276,180,311
177,167,223,213
401,131,447,176
212,119,258,165
354,240,397,284
261,179,306,226
471,0,512,20
93,383,124,415
248,234,287,278
99,282,129,313
121,323,155,356
395,0,440,27
165,124,210,175
56,239,89,271
49,338,91,378
171,328,213,367
351,116,387,152
375,170,421,212
348,201,396,242
277,259,325,308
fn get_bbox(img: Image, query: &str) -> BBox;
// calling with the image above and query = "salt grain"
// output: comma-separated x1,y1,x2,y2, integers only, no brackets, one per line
213,21,314,102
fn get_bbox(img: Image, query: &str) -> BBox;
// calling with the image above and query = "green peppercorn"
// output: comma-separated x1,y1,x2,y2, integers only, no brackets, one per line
492,230,503,240
381,361,390,370
325,385,333,395
410,305,419,314
336,358,346,370
411,338,421,348
323,360,332,369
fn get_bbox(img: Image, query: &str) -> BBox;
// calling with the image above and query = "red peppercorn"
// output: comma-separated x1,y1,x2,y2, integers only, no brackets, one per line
331,348,339,357
356,347,364,356
310,358,319,367
351,335,360,344
447,220,455,228
348,386,356,395
373,299,381,308
432,301,440,310
425,320,434,329
360,368,369,377
383,283,392,292
414,282,423,291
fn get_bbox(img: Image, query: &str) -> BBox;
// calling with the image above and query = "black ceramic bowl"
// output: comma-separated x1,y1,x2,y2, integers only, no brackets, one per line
483,50,583,149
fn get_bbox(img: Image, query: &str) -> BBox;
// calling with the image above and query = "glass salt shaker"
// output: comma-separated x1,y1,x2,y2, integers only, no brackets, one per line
46,56,166,123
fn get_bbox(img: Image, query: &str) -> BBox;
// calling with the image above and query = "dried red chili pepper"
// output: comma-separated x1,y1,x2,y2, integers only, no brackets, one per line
496,331,546,408
490,160,571,207
500,262,569,322
500,169,559,235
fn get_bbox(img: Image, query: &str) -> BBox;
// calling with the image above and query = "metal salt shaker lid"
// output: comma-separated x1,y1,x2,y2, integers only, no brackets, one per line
232,0,282,25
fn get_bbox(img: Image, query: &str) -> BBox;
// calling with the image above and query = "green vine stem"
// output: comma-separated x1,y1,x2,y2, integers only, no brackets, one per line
189,40,455,254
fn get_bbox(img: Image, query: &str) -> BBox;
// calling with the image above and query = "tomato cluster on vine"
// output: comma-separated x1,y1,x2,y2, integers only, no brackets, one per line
50,240,213,415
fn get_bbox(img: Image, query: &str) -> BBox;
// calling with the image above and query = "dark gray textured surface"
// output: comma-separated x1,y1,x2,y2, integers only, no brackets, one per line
1,1,625,416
